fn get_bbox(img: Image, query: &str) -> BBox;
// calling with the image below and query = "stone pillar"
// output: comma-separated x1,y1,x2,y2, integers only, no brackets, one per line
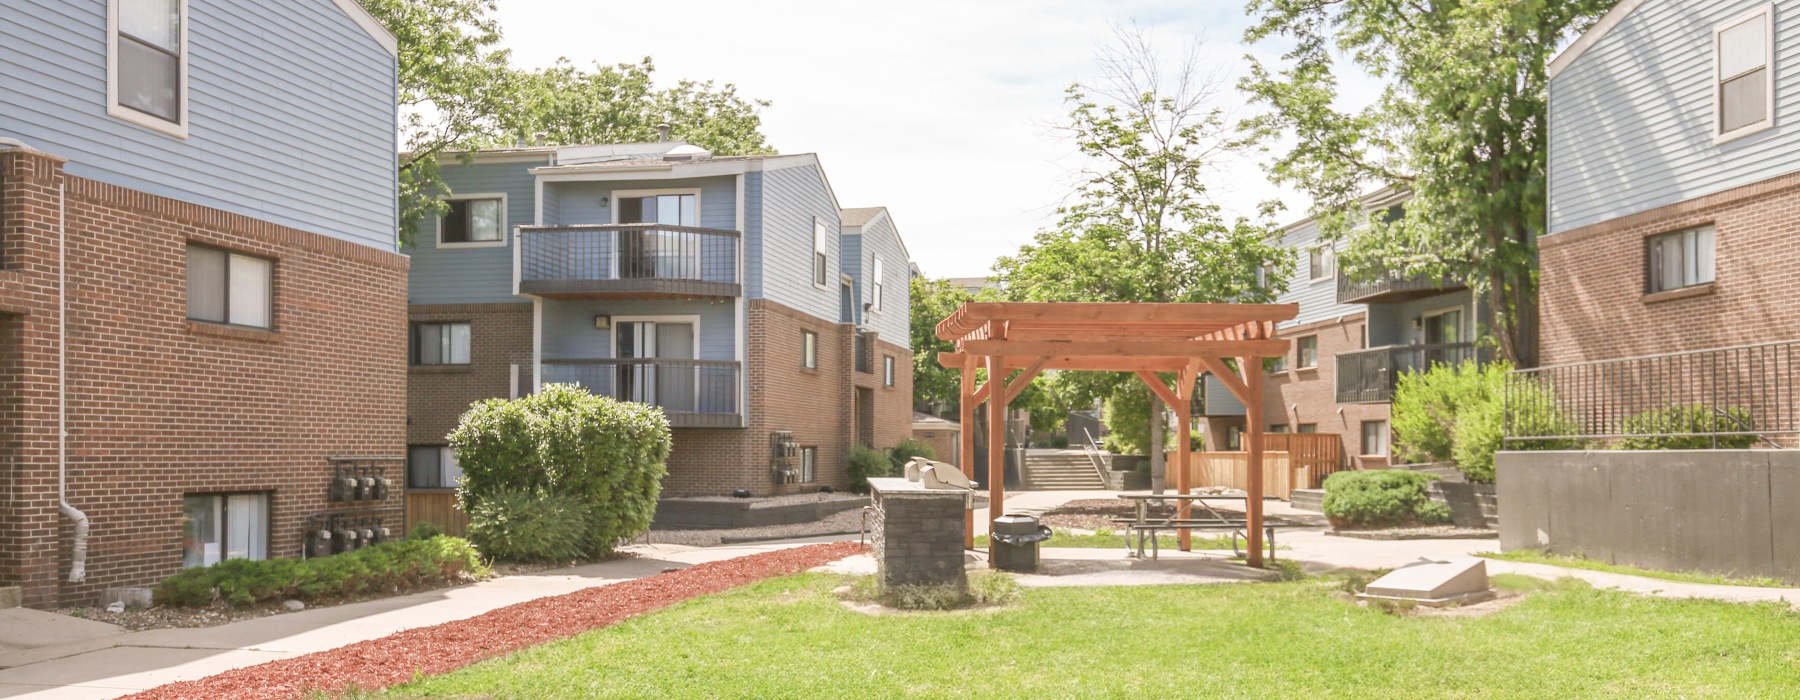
868,478,968,593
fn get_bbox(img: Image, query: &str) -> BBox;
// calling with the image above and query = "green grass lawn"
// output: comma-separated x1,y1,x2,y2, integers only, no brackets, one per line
1481,550,1791,588
380,573,1800,699
971,528,1243,550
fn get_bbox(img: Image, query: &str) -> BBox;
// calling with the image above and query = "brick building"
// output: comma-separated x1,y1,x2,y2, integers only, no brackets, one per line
1,1,403,607
404,144,915,519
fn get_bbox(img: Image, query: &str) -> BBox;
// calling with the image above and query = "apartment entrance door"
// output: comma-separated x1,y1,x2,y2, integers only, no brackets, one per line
616,320,696,412
1422,308,1464,366
617,193,699,279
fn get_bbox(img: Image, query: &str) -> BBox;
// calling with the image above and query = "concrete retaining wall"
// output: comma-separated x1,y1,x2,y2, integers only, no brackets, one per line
1497,450,1800,581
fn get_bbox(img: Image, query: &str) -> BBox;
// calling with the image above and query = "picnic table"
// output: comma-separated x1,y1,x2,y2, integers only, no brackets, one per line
1115,493,1281,561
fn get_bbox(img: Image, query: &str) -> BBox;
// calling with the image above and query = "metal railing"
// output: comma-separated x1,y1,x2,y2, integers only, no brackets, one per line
518,224,739,296
1080,427,1112,484
1336,342,1479,403
540,358,741,428
1504,340,1798,449
1336,266,1465,304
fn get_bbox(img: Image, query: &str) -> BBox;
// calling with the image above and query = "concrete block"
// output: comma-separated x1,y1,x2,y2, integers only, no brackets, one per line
1360,558,1493,607
100,587,154,609
0,586,21,610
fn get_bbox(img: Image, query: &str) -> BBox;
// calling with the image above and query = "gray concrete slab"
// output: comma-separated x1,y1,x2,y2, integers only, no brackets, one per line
0,610,123,660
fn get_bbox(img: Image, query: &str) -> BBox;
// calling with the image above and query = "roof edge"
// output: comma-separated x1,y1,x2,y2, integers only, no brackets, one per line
330,0,399,57
1548,0,1647,80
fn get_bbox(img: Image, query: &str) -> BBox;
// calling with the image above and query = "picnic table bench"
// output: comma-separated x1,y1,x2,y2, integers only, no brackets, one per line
1115,494,1298,561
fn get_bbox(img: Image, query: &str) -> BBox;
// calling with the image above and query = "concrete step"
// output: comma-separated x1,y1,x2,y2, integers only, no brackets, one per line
1291,488,1326,513
0,586,20,610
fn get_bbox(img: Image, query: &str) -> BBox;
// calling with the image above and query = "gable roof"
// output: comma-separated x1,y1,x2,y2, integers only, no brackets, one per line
1548,0,1648,80
840,207,885,227
329,0,399,57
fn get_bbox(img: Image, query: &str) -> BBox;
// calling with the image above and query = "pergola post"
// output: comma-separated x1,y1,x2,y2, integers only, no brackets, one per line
1174,365,1197,551
959,356,978,549
986,353,1008,566
1242,355,1266,567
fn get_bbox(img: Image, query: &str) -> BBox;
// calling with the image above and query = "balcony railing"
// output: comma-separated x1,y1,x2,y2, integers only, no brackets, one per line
540,359,741,428
1336,267,1466,304
518,224,740,298
1335,343,1479,403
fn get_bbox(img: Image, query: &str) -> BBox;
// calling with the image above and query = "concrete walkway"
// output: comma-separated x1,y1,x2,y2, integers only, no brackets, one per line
0,542,817,700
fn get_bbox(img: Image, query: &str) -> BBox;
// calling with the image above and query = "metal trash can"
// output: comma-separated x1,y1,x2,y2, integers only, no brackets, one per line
990,514,1052,573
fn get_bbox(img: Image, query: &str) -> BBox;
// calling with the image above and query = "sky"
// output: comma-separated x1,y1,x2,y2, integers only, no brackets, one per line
495,0,1363,279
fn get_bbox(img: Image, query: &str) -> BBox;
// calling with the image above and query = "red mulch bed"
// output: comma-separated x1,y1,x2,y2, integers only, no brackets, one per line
121,541,864,700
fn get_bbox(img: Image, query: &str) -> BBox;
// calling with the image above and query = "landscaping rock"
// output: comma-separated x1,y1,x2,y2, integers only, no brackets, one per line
282,600,305,612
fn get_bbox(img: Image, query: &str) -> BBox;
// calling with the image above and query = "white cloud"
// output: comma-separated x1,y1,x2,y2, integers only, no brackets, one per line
495,0,1357,278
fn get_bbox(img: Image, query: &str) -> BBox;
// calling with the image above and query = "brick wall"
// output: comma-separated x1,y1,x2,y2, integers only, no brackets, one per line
912,426,959,467
1540,172,1800,366
406,303,532,446
0,150,407,607
1200,314,1390,471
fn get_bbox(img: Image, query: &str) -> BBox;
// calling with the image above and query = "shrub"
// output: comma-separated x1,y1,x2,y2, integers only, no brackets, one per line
848,445,892,494
407,521,443,541
152,536,487,608
466,488,595,562
1321,470,1449,529
1392,360,1579,483
888,439,937,472
1616,404,1759,450
449,384,671,558
1101,382,1157,456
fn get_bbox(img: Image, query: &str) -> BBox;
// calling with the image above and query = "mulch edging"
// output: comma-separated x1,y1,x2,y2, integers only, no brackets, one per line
120,541,864,700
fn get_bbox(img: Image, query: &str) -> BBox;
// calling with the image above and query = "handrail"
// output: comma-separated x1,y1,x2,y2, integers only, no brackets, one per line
518,222,741,238
1080,427,1111,484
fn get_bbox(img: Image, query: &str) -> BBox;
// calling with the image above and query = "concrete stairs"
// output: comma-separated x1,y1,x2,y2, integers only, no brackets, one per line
1023,450,1108,491
1290,488,1325,513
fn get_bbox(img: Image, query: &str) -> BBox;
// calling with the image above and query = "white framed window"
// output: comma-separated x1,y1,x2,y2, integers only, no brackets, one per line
1647,226,1717,293
1307,245,1335,282
1362,420,1389,457
1296,336,1319,369
813,218,830,289
108,0,188,137
871,256,885,311
187,244,272,329
438,194,507,247
1715,5,1776,143
408,445,464,490
1297,423,1318,434
798,446,817,483
182,493,267,568
413,322,471,365
802,331,818,369
884,355,896,386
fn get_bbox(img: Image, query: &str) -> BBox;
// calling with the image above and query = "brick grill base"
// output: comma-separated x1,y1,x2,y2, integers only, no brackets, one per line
870,484,967,591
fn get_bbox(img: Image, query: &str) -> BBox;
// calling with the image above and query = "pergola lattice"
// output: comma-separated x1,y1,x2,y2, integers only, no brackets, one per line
936,302,1298,567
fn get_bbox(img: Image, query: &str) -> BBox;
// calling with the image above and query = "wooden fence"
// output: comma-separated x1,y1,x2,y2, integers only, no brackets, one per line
1264,433,1347,488
1166,432,1347,500
406,491,470,538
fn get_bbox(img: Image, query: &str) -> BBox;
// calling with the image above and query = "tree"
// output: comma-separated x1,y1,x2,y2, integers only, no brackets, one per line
993,28,1291,489
358,1,775,244
910,277,1065,435
1238,0,1615,368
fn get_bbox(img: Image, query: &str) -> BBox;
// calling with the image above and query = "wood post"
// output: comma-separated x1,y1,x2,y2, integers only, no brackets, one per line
960,357,977,549
1242,356,1266,568
986,353,1008,566
1174,382,1193,551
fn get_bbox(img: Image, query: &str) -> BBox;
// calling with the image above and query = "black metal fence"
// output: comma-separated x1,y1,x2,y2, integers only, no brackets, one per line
1335,343,1478,403
519,224,737,285
539,358,741,428
1504,340,1799,449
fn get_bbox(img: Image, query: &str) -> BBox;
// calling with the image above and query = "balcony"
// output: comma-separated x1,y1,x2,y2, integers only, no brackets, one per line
541,359,742,428
1336,268,1466,304
518,224,740,299
1336,343,1478,403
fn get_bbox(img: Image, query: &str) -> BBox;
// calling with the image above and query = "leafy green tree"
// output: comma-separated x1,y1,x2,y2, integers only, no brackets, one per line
910,277,974,411
358,1,775,244
1238,0,1615,367
993,30,1290,488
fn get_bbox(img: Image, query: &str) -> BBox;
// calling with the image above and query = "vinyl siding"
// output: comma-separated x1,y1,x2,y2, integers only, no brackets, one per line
0,0,397,250
1365,290,1475,347
850,214,912,348
1275,220,1360,329
751,165,840,322
1549,0,1800,235
404,158,544,305
540,299,736,362
543,177,736,229
839,232,863,324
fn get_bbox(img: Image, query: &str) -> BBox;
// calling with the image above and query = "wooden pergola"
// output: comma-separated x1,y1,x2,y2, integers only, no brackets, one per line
936,302,1298,567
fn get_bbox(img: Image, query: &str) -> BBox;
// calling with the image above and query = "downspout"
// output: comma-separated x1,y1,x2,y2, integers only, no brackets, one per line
0,137,88,582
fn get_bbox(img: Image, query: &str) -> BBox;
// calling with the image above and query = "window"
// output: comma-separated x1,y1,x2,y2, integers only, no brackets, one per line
802,331,818,369
1715,6,1774,141
413,322,471,365
187,245,272,329
813,218,830,288
1307,245,1335,282
182,493,267,569
884,355,896,386
408,445,463,489
1297,423,1318,434
1269,424,1290,433
109,0,187,136
1423,308,1465,346
1256,263,1277,289
1296,336,1319,369
871,257,885,311
1268,352,1288,373
1361,420,1389,457
798,446,818,483
1225,425,1242,451
439,197,504,246
1647,226,1716,293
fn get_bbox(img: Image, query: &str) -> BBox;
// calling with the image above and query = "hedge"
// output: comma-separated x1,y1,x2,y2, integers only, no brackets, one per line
1617,404,1759,450
466,488,594,562
888,439,937,472
152,529,486,607
1321,470,1450,530
848,445,892,494
449,384,672,559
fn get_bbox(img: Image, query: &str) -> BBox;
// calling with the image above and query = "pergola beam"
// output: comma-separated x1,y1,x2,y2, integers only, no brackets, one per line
959,339,1288,359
